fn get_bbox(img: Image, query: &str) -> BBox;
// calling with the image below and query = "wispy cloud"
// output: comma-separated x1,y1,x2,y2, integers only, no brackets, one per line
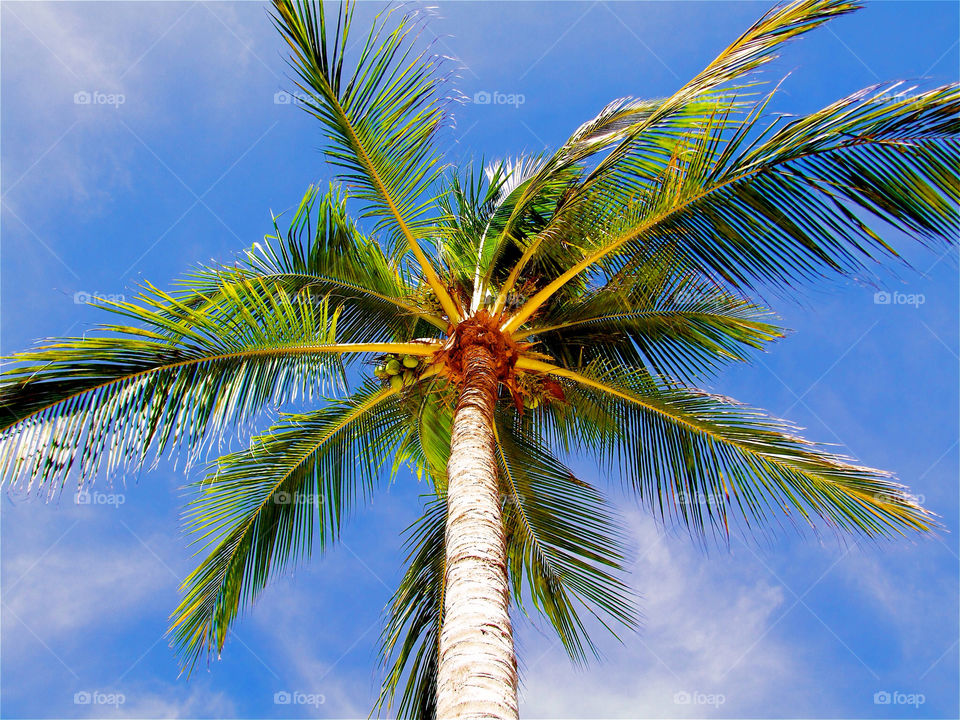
518,511,804,718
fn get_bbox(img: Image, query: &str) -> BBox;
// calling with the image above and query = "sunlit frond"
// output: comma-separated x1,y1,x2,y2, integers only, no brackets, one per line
178,184,448,337
504,82,960,332
270,0,461,322
518,251,783,383
0,281,340,491
519,357,935,540
493,0,862,311
0,275,437,491
171,380,409,670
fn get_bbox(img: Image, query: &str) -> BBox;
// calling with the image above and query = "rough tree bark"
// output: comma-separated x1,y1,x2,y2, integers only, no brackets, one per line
435,343,519,719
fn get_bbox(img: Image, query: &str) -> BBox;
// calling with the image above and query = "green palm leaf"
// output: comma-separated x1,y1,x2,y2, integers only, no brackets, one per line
0,279,343,489
504,81,959,331
495,410,638,664
171,379,409,670
178,184,448,338
492,0,862,313
270,0,461,322
0,274,438,490
519,252,783,383
376,495,445,720
519,357,934,539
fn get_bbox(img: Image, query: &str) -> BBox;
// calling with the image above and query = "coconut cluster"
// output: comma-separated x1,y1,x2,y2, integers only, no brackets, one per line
518,374,543,409
374,354,422,390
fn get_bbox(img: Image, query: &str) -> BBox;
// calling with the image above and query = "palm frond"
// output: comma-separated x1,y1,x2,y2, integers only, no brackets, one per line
578,0,860,191
0,276,437,491
504,81,960,332
435,161,514,308
470,155,581,309
487,96,740,317
270,0,461,322
517,251,783,383
517,357,934,540
376,495,445,720
434,156,585,315
495,411,639,664
178,184,448,338
493,0,862,311
171,379,409,670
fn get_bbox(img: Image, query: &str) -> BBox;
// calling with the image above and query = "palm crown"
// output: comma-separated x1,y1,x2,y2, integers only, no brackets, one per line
1,1,957,718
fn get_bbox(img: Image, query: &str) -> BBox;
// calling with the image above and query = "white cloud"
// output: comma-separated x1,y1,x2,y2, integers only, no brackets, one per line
1,1,268,215
840,547,959,669
248,558,389,718
518,511,813,718
78,684,236,719
1,500,183,649
2,526,173,636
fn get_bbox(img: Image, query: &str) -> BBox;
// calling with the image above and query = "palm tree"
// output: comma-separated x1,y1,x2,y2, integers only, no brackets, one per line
1,0,957,717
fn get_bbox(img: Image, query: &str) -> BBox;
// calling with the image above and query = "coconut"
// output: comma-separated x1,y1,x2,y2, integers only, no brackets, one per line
389,374,403,390
385,359,401,375
402,355,419,369
374,365,388,379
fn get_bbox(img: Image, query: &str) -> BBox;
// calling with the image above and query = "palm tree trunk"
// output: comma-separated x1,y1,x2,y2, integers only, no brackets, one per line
436,343,519,720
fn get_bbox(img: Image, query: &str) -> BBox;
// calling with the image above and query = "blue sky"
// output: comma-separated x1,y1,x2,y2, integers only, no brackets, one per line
1,1,957,718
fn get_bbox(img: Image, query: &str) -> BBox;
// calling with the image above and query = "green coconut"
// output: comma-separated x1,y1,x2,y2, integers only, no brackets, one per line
389,374,404,390
402,370,415,385
385,359,401,375
374,365,388,379
402,355,419,369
